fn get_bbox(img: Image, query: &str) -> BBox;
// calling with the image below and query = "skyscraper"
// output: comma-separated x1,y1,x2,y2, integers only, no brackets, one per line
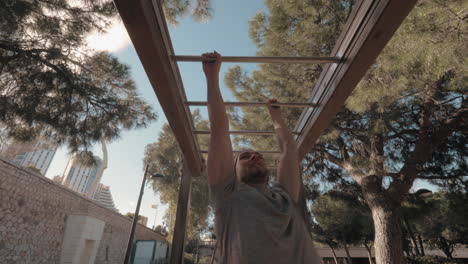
93,184,116,211
61,155,103,195
0,138,58,175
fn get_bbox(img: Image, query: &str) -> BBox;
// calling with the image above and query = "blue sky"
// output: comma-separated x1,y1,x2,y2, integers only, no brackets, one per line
46,0,267,228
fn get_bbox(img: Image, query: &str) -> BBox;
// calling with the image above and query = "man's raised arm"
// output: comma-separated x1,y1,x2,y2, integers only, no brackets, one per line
267,99,301,202
203,52,234,185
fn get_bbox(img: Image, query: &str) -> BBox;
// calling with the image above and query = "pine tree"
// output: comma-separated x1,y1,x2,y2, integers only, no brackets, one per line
0,0,157,152
311,190,374,264
224,0,467,263
143,110,210,241
410,191,468,259
162,0,213,25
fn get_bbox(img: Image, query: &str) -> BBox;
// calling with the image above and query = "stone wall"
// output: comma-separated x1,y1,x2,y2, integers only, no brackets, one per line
0,158,166,264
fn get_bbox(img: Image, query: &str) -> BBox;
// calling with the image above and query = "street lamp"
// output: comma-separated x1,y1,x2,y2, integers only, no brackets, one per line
124,165,164,264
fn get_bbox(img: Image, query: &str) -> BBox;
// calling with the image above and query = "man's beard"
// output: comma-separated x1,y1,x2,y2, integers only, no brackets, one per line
240,166,269,184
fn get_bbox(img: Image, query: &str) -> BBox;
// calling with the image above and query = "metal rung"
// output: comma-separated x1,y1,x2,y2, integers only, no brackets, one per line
200,150,281,154
173,55,341,64
186,101,316,108
194,130,299,135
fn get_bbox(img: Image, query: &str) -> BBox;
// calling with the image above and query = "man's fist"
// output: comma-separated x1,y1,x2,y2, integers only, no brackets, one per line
202,51,221,77
267,99,282,118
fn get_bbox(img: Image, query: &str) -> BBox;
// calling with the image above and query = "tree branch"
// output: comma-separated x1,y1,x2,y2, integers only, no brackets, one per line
336,135,350,160
417,174,467,180
389,73,466,200
314,145,345,167
386,129,420,140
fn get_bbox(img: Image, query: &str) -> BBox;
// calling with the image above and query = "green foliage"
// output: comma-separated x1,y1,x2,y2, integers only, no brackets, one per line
347,0,467,112
198,256,212,264
226,0,468,198
125,212,136,218
226,2,467,262
0,0,156,153
311,189,373,247
144,110,210,242
125,212,149,224
225,0,353,151
74,151,100,167
162,0,213,25
407,255,461,264
154,225,169,237
183,253,196,264
52,175,63,183
408,191,468,259
25,165,42,175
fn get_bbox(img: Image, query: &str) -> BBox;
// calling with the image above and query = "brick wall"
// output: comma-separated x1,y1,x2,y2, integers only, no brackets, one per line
0,158,166,264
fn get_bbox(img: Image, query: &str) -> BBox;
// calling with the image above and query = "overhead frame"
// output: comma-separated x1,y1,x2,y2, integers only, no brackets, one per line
113,0,202,175
114,0,417,176
113,0,418,263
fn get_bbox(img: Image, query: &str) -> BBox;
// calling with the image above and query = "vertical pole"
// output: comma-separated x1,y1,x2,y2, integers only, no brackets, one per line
152,204,158,229
124,165,149,264
170,162,192,264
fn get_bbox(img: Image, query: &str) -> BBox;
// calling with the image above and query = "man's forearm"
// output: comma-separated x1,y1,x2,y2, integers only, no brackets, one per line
203,51,234,185
271,115,297,152
207,76,229,131
269,105,301,202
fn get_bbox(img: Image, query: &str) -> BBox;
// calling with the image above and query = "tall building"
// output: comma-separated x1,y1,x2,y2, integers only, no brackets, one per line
0,138,58,175
93,184,116,211
61,155,103,195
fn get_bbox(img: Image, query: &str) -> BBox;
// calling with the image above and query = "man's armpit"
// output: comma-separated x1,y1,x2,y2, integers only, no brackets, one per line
209,176,236,211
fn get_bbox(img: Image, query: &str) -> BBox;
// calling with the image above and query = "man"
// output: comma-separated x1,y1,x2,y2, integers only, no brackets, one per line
203,51,320,264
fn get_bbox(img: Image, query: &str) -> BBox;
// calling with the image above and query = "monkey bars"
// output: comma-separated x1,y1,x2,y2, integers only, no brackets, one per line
193,130,300,136
113,0,418,263
200,150,281,154
173,55,341,64
185,101,317,108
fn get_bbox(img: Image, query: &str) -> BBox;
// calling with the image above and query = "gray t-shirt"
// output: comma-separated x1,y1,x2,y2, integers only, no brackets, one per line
210,176,321,264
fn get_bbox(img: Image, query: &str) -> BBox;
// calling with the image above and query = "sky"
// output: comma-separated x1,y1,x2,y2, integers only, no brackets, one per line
45,0,267,228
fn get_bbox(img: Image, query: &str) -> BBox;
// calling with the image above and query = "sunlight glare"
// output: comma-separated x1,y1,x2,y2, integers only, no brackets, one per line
86,19,131,53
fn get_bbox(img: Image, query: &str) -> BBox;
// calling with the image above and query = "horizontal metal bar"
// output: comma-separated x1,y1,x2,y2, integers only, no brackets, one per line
194,130,299,135
186,101,316,108
200,150,281,154
173,55,341,64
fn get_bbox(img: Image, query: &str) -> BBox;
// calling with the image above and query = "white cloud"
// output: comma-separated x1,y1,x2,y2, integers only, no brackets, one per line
128,201,136,206
86,18,131,53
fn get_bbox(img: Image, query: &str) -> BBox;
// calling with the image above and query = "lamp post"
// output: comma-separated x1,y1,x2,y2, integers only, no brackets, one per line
124,165,164,264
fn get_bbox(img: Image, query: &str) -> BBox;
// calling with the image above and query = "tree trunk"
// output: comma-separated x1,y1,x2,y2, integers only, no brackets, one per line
343,244,352,264
403,246,412,258
371,206,406,264
402,215,420,256
439,237,453,259
417,235,425,256
195,239,200,264
364,243,375,264
329,245,339,264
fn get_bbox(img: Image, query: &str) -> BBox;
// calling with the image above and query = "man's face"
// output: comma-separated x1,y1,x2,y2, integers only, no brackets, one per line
235,151,269,184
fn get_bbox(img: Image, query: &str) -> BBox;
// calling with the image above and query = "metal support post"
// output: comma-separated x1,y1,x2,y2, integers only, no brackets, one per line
170,162,192,264
124,165,150,264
